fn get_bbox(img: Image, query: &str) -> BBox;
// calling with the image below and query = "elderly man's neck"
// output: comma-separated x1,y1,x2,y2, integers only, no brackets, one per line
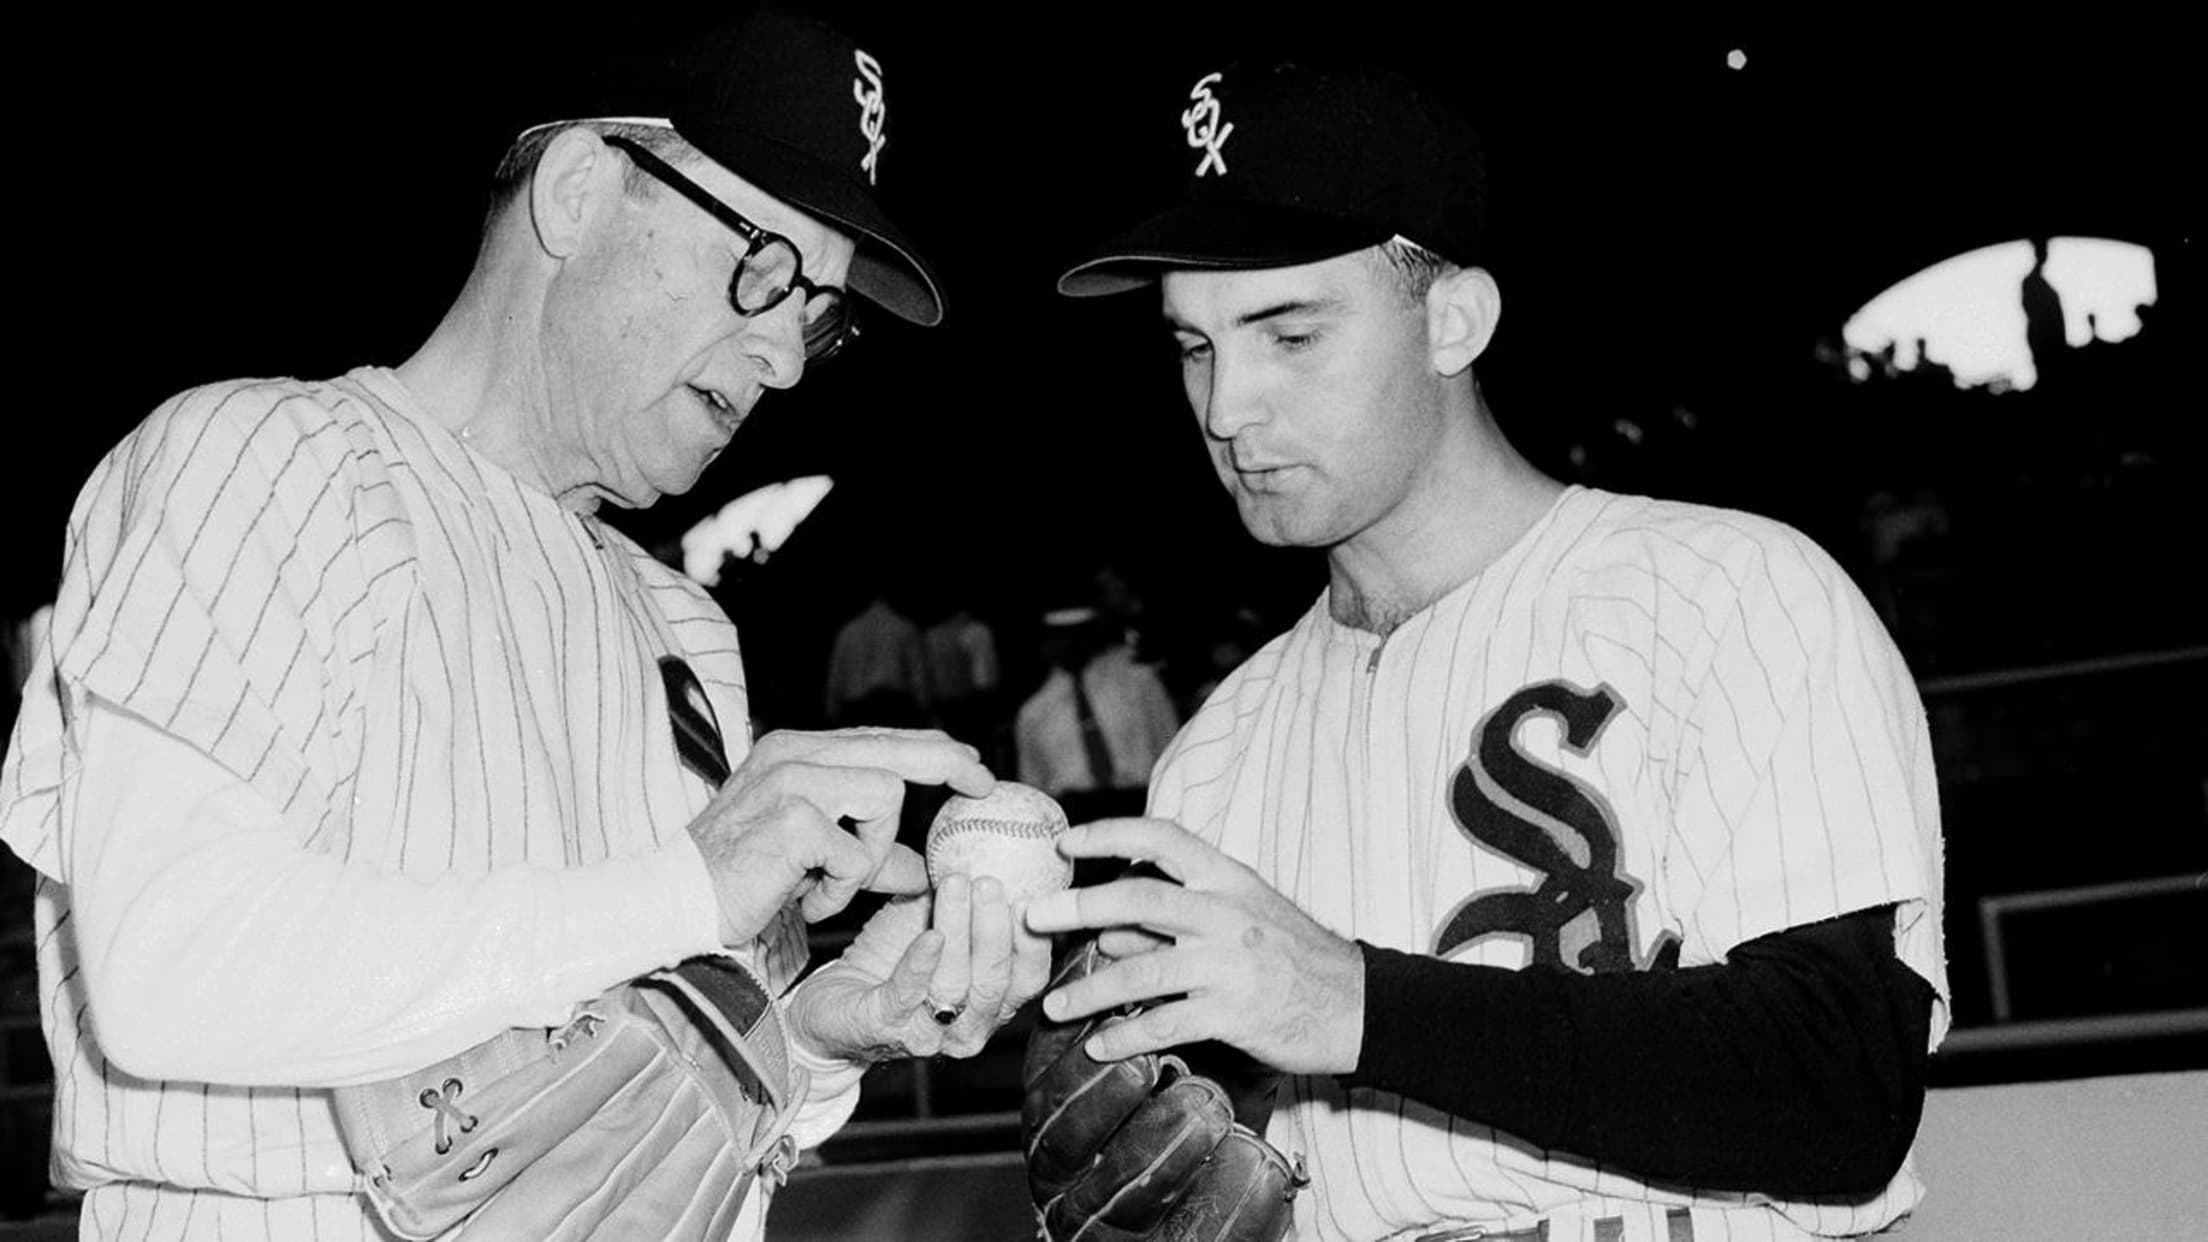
394,242,584,507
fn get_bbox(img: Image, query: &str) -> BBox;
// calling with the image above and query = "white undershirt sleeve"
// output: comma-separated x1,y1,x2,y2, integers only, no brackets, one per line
66,694,725,1089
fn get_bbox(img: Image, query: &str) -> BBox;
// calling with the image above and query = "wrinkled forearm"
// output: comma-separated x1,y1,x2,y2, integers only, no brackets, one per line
69,697,724,1088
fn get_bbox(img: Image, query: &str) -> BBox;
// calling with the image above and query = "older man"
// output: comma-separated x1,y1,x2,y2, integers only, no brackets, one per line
0,8,1047,1239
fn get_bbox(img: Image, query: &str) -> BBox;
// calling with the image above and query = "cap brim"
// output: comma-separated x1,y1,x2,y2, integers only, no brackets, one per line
1057,202,1393,297
675,117,945,327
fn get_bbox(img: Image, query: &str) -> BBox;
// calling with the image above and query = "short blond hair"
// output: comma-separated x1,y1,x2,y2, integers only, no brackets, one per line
1369,235,1457,304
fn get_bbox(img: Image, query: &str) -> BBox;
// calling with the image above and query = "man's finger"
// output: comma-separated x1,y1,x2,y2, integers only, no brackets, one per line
835,892,930,982
1008,925,1055,1013
775,731,996,795
864,843,929,896
1023,874,1208,936
964,876,1015,1018
1096,927,1172,959
845,801,904,882
785,762,905,917
928,875,973,1020
1053,818,1226,888
848,795,903,854
779,763,903,833
1044,943,1189,1023
1083,997,1204,1063
886,927,946,1015
802,826,883,922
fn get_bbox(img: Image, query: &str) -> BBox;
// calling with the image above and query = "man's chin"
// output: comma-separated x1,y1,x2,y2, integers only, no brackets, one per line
636,455,717,507
1233,495,1323,548
591,478,675,513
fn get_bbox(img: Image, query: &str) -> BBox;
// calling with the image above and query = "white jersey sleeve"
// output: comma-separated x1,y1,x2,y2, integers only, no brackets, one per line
1656,508,1947,1036
62,698,723,1085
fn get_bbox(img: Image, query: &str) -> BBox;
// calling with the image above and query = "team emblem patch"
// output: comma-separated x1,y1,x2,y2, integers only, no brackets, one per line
1436,680,1681,975
853,50,887,184
1182,71,1233,177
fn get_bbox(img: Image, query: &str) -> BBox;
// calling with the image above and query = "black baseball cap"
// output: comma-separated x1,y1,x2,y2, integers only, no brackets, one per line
1058,58,1487,297
524,5,944,326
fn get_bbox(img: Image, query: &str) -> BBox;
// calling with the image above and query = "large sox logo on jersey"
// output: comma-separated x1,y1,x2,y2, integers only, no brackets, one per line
1435,680,1680,975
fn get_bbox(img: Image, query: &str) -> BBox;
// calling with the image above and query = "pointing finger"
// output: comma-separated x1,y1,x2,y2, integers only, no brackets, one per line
777,731,996,797
778,764,903,839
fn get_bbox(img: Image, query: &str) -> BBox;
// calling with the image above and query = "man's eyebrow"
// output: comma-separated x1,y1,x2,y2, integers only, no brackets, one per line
1163,296,1351,333
1234,296,1349,328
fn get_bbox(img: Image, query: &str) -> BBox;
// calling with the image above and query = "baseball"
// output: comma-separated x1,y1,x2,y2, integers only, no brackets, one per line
925,781,1074,906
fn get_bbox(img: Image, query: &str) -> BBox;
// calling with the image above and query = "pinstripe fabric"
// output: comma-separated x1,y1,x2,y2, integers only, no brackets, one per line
0,368,812,1239
1147,487,1948,1242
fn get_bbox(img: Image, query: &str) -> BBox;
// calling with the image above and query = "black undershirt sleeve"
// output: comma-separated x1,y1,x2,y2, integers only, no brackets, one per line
1339,905,1937,1199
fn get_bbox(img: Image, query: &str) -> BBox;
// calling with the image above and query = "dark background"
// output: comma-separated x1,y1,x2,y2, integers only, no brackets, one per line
3,8,2202,1183
21,8,2197,672
4,0,2208,1211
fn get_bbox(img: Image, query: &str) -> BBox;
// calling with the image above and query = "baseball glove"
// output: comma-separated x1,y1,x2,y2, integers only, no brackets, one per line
332,954,806,1241
1023,936,1307,1242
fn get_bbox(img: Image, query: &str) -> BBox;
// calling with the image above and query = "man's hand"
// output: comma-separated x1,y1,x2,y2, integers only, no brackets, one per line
686,728,993,944
1023,818,1364,1076
785,874,1055,1063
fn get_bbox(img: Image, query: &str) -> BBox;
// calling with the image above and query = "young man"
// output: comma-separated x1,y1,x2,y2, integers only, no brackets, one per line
0,9,1048,1238
1027,58,1947,1241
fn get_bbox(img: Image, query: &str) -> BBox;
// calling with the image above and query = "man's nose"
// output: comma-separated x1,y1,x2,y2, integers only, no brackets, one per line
741,295,809,391
1200,350,1266,440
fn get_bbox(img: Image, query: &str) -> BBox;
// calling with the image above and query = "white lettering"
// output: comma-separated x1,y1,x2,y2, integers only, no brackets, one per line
853,50,887,184
1182,72,1233,177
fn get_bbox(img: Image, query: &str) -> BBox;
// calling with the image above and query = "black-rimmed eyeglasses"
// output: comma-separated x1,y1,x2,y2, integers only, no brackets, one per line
601,135,857,362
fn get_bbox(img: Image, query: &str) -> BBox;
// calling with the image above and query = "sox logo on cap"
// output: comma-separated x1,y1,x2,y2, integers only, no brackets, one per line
853,50,887,184
1182,71,1233,177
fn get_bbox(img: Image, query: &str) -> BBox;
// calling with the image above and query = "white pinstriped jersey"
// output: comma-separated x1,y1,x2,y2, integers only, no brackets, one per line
0,368,814,1239
1148,486,1948,1242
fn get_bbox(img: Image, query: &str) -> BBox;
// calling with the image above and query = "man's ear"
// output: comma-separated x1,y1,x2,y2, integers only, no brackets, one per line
1427,266,1501,377
528,127,618,259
